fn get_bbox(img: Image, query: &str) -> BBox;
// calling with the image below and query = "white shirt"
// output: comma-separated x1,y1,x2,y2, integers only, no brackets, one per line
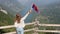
14,12,29,28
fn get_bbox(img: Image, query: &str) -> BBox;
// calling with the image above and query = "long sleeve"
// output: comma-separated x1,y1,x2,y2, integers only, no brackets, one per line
21,12,29,21
14,22,17,27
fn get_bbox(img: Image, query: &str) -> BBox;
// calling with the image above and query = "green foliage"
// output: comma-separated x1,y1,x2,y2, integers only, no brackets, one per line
0,11,14,26
24,24,34,30
41,5,60,24
0,2,60,34
0,11,14,33
25,31,33,34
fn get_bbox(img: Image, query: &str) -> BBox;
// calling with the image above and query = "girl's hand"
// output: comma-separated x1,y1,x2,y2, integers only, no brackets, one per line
29,10,32,14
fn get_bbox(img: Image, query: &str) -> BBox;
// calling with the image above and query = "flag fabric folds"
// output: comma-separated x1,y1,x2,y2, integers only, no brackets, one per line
32,3,39,13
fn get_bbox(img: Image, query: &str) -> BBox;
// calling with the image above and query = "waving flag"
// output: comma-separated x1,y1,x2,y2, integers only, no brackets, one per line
32,3,39,13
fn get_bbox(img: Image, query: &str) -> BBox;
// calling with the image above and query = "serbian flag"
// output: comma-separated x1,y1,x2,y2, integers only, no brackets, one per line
32,3,39,13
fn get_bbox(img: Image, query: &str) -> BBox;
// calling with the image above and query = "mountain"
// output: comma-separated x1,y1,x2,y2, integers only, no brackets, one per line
0,0,60,34
0,0,25,16
40,2,60,24
0,11,14,26
0,10,14,34
0,0,60,23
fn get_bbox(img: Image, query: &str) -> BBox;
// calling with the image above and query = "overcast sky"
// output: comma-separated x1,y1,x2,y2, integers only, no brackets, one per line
17,0,60,6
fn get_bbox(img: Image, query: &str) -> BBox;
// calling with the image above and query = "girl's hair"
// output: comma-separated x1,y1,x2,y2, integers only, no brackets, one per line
15,13,22,23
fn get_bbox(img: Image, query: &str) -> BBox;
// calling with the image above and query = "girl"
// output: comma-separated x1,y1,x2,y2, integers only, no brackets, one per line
14,10,32,34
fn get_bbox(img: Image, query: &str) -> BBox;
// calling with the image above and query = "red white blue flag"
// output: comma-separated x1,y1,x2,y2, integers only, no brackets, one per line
32,3,39,13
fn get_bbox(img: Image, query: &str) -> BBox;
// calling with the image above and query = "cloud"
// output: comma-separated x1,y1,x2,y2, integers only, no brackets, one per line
0,9,8,14
18,0,29,5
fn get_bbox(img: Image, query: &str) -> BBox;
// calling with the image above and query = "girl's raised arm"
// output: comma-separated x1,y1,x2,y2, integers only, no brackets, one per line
21,10,32,21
